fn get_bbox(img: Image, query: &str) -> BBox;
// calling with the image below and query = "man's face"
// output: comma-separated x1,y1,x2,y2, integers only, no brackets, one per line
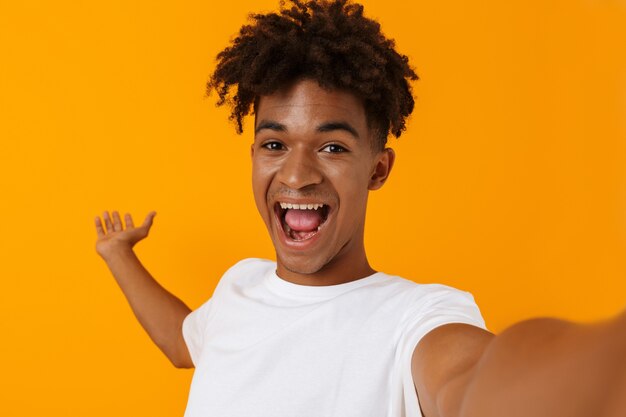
251,79,394,284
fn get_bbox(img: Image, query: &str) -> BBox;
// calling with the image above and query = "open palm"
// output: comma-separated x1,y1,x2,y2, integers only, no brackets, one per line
95,211,156,260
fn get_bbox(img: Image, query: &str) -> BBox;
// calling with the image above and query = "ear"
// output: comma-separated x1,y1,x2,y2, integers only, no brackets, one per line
368,148,395,190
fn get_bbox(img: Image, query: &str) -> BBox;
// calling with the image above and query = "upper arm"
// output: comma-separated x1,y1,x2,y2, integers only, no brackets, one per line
181,297,217,368
174,316,195,368
412,323,494,417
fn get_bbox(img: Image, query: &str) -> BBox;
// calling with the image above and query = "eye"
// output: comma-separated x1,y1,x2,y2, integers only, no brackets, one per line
262,141,285,151
321,144,347,153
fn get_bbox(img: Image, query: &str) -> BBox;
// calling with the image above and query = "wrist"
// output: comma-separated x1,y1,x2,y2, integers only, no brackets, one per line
99,242,137,264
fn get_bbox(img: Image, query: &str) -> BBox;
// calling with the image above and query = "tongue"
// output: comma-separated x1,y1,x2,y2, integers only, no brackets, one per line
284,209,323,232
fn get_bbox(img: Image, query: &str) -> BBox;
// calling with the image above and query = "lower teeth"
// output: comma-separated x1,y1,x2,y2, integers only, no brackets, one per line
291,230,316,241
284,224,320,241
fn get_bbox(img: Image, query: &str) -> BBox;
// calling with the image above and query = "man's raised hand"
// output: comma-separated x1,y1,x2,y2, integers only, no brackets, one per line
95,211,156,260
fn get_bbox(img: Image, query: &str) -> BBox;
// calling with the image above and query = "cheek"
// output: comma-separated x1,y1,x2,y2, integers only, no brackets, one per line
251,162,274,219
252,178,266,207
336,176,371,219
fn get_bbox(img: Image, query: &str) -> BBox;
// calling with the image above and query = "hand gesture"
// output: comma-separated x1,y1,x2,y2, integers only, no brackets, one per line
95,211,156,261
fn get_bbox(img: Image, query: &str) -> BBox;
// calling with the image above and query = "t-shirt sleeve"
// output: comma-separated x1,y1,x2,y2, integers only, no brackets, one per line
181,258,266,367
182,297,214,367
400,285,486,417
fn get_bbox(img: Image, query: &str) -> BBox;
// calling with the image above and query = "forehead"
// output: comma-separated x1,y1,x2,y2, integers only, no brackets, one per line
255,79,368,131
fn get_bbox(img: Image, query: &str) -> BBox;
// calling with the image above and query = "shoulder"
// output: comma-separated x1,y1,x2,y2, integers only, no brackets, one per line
376,273,482,319
224,258,276,276
216,258,276,287
368,274,489,416
411,283,482,315
182,258,276,351
399,278,487,346
398,279,488,417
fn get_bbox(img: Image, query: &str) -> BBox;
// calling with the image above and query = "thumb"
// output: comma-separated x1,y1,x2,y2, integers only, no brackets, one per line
141,211,157,230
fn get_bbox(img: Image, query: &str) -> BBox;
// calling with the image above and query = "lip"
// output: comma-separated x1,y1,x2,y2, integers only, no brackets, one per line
272,200,333,250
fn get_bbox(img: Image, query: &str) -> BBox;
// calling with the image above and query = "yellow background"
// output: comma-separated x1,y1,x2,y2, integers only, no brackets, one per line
1,0,625,415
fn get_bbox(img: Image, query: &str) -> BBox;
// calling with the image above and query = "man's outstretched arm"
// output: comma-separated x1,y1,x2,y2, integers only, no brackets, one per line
413,313,626,417
95,210,193,369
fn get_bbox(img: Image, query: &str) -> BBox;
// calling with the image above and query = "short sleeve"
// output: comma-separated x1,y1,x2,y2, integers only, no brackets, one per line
182,297,214,367
399,285,486,417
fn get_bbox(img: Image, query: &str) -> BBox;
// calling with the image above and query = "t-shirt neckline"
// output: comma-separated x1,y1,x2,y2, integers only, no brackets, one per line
264,267,385,298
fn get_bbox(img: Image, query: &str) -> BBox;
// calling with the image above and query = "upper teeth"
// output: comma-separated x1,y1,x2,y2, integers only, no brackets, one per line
280,202,325,210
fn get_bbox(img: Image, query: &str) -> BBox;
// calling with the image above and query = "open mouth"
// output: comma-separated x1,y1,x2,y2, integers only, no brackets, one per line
275,202,330,242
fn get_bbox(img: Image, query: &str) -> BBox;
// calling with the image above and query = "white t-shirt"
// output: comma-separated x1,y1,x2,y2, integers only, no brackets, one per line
182,258,486,417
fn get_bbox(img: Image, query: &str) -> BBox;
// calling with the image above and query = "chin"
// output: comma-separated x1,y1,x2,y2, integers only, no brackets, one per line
278,253,330,276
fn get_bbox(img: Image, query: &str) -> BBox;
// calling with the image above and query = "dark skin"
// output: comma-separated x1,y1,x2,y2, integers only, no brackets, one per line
251,78,394,286
95,78,626,417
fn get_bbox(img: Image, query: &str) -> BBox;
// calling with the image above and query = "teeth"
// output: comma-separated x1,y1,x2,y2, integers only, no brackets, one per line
279,202,325,210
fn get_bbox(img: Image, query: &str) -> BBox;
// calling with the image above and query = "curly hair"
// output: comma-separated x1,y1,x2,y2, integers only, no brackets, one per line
207,0,418,150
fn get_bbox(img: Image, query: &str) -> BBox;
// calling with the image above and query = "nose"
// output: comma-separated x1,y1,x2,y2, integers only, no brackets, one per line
276,147,323,190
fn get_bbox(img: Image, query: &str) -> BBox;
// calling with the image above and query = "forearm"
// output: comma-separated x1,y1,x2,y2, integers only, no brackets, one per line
104,248,192,368
457,313,626,417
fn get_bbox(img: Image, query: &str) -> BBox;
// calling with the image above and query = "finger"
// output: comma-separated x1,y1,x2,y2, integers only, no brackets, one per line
124,213,135,229
95,216,105,238
141,211,157,230
103,211,114,233
112,211,123,232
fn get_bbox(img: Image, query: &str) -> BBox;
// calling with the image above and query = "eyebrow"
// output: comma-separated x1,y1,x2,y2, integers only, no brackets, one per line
255,120,360,139
255,120,286,134
317,122,360,139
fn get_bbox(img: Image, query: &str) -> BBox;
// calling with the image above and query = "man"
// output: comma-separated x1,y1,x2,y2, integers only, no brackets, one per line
95,1,626,416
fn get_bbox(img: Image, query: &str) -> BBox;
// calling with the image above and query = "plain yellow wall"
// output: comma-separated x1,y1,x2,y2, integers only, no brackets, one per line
1,0,625,415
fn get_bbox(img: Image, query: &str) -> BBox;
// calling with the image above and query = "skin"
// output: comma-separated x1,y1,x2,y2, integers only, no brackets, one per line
95,78,626,416
95,211,193,368
251,78,394,286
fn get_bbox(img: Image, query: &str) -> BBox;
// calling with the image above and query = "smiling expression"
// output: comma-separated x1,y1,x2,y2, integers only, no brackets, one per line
251,79,395,286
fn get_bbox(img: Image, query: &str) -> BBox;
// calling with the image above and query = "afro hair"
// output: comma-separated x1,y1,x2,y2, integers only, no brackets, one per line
208,0,418,150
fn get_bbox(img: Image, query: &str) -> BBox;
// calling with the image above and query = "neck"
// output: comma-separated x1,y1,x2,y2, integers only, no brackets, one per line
276,245,375,287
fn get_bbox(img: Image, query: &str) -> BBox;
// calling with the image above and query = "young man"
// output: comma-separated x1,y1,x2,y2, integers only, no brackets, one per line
95,1,626,416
